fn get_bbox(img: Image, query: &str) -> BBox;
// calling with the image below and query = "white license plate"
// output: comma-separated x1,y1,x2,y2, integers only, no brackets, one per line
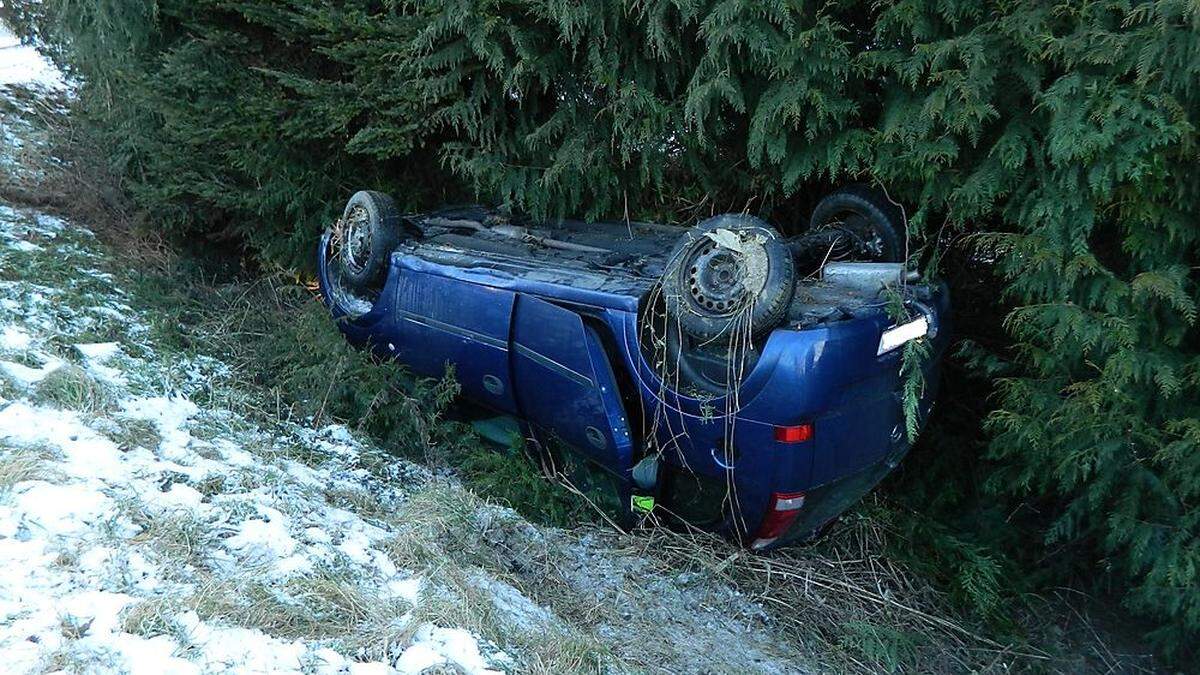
877,316,929,355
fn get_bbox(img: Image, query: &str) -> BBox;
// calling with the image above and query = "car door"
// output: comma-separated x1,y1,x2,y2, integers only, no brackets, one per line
389,259,518,414
510,295,633,475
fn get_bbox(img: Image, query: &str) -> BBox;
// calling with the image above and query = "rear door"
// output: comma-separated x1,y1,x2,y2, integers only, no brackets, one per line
510,295,633,475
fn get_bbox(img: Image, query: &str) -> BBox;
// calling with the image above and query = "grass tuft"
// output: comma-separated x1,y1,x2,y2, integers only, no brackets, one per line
101,417,162,452
130,508,216,569
121,597,187,640
33,364,111,414
184,566,413,659
0,442,63,492
0,374,19,401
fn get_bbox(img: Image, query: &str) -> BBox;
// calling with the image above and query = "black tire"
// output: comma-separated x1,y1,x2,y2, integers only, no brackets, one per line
336,190,402,292
808,185,906,262
663,214,795,343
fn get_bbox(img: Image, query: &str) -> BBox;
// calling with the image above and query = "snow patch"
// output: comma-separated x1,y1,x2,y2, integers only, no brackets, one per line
0,402,129,481
397,624,502,675
0,355,62,385
387,576,423,605
75,341,128,385
120,396,198,462
10,482,118,538
225,511,299,563
75,341,121,360
0,325,32,350
0,25,66,89
175,611,308,673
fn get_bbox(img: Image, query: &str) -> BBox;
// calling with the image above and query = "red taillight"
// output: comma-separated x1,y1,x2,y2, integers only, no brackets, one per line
751,491,807,549
773,423,813,443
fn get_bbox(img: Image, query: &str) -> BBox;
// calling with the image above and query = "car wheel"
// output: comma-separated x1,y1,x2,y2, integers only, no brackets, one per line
335,190,402,292
662,214,795,343
808,185,906,262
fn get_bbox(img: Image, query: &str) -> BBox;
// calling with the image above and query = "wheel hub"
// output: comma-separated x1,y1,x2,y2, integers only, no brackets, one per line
821,213,885,260
342,204,372,273
686,243,751,315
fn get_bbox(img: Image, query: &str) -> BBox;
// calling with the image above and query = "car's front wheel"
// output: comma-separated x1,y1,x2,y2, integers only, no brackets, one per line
334,190,403,293
807,184,906,263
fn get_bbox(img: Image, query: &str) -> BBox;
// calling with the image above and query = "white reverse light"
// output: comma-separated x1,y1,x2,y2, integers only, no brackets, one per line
877,316,929,356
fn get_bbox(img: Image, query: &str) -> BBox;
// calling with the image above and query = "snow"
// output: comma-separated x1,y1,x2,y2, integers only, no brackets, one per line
174,612,308,673
108,633,201,675
75,341,128,385
0,24,64,89
75,342,120,360
225,513,299,562
387,577,423,606
0,355,62,385
1,325,32,350
0,402,129,481
144,481,205,512
12,482,118,537
396,625,502,675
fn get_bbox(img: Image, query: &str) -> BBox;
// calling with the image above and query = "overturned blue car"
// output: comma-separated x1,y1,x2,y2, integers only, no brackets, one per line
318,186,949,549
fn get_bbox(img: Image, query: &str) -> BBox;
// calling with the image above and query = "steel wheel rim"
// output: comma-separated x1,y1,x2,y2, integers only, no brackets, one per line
684,242,750,316
343,204,372,274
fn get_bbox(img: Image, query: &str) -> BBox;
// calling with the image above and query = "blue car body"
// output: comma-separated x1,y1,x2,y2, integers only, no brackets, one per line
318,210,949,548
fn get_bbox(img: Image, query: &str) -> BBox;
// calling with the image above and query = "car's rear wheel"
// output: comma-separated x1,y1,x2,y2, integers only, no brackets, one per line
662,214,795,343
335,190,402,292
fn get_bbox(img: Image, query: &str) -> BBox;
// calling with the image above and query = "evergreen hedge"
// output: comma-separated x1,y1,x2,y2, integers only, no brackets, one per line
6,0,1198,660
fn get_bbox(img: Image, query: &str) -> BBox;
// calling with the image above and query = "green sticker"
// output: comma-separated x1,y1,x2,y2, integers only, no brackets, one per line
631,494,655,513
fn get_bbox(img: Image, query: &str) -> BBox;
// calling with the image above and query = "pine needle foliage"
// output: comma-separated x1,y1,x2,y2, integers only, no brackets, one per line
5,0,1200,661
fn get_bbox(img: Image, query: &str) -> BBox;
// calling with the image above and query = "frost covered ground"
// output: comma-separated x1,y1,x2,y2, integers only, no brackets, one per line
0,206,504,673
0,205,819,674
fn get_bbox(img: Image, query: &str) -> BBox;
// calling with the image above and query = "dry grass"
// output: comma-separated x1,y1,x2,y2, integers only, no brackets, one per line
409,569,608,675
323,484,392,521
634,519,992,672
99,416,162,452
130,508,217,569
121,596,187,640
121,566,415,660
38,641,96,674
593,500,1156,674
0,442,62,492
376,482,617,673
0,374,19,401
184,567,413,660
33,364,112,414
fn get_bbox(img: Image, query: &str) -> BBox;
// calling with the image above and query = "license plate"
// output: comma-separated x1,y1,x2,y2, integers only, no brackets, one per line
877,316,929,355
